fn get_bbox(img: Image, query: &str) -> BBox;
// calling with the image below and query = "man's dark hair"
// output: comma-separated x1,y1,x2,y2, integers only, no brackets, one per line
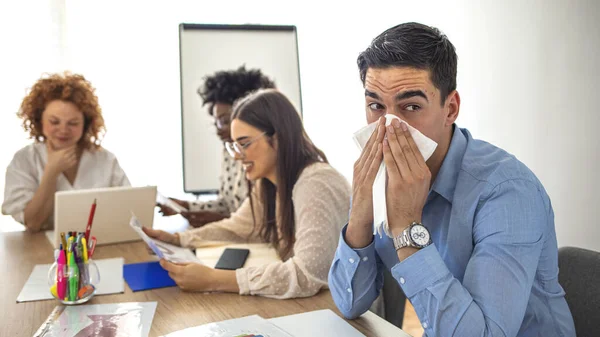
358,22,457,105
197,65,275,115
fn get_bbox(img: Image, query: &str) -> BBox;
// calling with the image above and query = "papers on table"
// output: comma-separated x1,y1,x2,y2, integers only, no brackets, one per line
44,230,55,246
195,243,280,268
33,301,157,337
161,310,365,337
17,258,124,303
269,309,365,337
162,315,293,337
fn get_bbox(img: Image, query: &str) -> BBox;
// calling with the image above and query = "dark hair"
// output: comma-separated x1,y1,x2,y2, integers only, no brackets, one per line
358,22,457,105
197,65,276,115
231,89,327,259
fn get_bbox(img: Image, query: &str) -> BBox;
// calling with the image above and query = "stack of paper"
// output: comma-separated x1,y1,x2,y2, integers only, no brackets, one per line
269,309,365,337
17,257,125,303
161,309,365,337
162,315,293,337
195,243,280,268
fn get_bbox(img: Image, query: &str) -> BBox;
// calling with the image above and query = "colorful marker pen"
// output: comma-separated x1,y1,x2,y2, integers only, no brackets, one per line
57,245,67,300
68,249,79,301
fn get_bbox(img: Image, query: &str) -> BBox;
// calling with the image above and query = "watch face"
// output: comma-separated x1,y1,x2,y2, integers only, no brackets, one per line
410,225,430,247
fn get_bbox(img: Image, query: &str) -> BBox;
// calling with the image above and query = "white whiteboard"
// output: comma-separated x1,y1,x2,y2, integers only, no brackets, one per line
179,24,302,194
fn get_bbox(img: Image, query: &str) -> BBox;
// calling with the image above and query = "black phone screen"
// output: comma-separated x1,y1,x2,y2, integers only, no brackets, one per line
214,248,250,270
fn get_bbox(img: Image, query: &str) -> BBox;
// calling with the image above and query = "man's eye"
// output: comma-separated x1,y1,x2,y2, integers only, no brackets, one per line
368,103,384,110
405,105,421,112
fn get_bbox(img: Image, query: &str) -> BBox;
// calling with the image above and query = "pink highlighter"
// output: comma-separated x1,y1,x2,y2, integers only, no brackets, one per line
57,245,67,300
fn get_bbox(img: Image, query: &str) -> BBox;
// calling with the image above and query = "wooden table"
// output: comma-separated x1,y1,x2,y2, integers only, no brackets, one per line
0,231,410,337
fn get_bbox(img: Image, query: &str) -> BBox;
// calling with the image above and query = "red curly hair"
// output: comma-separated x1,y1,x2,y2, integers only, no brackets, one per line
17,72,105,150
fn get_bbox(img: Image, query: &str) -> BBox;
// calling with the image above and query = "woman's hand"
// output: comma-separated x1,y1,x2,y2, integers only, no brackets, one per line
159,260,215,291
181,211,227,228
45,143,78,177
157,198,189,217
159,260,239,293
142,227,180,246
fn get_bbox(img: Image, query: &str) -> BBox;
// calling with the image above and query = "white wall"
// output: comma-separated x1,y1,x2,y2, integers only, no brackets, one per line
1,0,598,251
0,0,66,231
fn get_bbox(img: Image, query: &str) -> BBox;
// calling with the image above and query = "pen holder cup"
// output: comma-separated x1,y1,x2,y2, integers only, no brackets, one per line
47,259,100,305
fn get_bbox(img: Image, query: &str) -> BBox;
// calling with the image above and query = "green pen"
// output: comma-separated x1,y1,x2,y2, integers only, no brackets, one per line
68,248,79,301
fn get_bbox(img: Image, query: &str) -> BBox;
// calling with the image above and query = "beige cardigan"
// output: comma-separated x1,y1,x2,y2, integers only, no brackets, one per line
178,162,351,299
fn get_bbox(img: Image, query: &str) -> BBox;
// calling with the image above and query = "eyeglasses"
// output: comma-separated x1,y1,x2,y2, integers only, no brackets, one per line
225,132,267,158
215,115,230,130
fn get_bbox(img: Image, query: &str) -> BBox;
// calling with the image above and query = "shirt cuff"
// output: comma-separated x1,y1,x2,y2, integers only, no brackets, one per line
391,244,450,298
338,224,377,262
236,268,250,295
177,230,194,248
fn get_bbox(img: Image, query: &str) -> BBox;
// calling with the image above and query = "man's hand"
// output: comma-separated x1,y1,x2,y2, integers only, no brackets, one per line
181,211,227,228
382,119,431,239
346,117,386,248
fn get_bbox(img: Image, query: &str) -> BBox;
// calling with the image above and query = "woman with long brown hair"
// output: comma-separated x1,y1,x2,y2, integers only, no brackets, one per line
144,89,351,299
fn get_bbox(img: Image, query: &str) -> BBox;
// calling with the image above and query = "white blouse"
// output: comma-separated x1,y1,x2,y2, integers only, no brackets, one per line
188,148,248,215
1,143,130,229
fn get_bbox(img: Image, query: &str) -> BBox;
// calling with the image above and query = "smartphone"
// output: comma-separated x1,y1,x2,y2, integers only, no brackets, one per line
214,248,250,270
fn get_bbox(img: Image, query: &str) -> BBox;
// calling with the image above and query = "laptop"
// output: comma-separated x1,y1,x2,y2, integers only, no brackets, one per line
46,185,157,249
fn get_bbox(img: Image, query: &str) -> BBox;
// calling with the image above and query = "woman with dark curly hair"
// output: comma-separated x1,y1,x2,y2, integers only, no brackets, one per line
1,72,130,232
159,66,275,228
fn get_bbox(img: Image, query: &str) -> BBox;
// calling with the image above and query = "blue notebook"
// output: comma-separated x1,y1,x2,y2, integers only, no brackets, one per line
123,261,176,292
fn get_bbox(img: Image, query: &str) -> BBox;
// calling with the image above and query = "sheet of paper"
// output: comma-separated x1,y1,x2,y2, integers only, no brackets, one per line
34,301,157,337
195,243,280,268
149,240,202,264
156,191,189,213
269,309,365,337
162,315,293,337
45,230,55,246
130,214,201,264
17,258,125,302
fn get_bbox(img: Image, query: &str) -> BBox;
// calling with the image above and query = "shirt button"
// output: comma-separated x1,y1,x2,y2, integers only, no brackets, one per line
399,277,405,284
423,322,428,329
346,288,352,293
362,256,368,262
349,258,355,263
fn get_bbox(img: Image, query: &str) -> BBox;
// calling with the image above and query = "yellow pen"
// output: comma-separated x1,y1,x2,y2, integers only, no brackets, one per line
82,238,88,263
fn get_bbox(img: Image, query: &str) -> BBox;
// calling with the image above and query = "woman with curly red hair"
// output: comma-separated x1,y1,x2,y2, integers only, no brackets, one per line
2,72,130,232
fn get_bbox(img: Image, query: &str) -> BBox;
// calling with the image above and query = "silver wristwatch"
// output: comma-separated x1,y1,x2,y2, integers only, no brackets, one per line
393,222,432,251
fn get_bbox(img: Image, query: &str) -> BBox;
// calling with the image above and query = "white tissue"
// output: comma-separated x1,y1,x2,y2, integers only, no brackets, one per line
352,115,437,237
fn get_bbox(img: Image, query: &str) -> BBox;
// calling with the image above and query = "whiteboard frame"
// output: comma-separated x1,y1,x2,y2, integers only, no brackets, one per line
178,23,303,195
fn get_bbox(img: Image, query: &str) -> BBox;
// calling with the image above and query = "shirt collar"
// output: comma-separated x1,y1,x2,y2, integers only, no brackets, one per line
430,125,467,203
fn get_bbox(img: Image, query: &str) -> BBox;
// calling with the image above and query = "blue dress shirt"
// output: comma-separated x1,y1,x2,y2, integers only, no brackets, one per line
329,126,575,337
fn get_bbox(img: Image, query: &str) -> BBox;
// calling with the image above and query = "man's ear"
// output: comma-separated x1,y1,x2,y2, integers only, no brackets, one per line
444,90,460,126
